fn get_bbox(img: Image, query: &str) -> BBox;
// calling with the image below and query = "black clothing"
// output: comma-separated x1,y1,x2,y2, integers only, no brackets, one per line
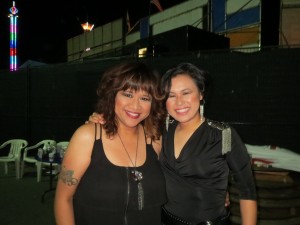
161,206,231,225
160,119,256,224
73,125,167,225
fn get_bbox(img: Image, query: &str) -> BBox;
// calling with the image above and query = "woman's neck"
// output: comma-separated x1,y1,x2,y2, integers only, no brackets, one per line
177,115,204,132
117,124,140,136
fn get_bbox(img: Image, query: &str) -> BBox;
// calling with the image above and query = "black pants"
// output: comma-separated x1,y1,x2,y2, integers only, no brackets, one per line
161,207,231,225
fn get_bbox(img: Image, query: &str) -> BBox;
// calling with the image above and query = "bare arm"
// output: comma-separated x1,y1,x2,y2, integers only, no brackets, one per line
54,123,95,225
240,199,257,225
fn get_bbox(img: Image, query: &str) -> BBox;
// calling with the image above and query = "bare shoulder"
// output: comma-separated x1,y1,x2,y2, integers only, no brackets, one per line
71,123,96,141
66,123,96,155
59,123,97,185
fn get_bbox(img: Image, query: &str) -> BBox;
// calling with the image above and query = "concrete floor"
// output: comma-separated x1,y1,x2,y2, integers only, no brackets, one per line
0,163,56,225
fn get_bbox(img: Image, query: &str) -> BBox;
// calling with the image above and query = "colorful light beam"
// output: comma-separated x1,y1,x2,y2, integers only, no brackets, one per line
8,1,18,71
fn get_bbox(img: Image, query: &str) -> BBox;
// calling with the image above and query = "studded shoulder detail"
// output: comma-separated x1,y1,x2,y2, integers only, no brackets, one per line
207,119,229,130
207,119,231,155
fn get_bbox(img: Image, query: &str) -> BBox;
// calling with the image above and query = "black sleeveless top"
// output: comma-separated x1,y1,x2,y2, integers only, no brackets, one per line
73,124,167,225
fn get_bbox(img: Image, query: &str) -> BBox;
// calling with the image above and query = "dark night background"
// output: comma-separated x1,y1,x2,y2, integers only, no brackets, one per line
0,0,183,70
1,0,298,152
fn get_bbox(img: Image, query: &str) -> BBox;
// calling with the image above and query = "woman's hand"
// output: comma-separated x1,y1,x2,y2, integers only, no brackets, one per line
225,191,230,207
85,112,105,124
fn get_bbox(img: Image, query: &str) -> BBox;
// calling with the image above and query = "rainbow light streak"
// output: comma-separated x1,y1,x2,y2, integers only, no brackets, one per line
8,1,18,71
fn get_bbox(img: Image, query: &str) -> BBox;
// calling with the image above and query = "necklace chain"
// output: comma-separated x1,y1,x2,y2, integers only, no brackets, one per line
117,128,139,169
117,127,144,210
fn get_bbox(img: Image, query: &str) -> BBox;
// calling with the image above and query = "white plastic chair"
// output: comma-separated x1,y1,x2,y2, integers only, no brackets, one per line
36,141,69,182
53,141,69,172
56,141,69,158
0,139,28,179
21,140,56,182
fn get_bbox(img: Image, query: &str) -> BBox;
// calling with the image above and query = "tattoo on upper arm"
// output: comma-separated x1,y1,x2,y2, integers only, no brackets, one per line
59,166,79,186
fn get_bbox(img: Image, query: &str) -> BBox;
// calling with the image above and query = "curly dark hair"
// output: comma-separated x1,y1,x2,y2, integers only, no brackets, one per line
95,61,166,140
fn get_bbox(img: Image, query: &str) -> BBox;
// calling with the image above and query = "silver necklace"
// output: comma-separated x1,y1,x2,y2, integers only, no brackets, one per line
117,129,144,210
117,129,143,182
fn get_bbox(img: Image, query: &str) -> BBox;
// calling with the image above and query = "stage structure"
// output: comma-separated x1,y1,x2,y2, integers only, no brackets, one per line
8,1,18,71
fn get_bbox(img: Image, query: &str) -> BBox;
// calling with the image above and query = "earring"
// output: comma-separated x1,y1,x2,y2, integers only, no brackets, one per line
166,114,170,131
200,100,205,121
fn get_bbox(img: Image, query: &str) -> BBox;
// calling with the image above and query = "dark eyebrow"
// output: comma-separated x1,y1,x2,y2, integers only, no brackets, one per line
123,89,134,93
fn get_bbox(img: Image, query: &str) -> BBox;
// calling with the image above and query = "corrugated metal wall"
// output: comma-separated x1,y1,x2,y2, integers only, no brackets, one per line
67,19,124,61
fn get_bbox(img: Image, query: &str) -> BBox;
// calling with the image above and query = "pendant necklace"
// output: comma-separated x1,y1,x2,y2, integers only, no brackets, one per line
117,128,144,210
